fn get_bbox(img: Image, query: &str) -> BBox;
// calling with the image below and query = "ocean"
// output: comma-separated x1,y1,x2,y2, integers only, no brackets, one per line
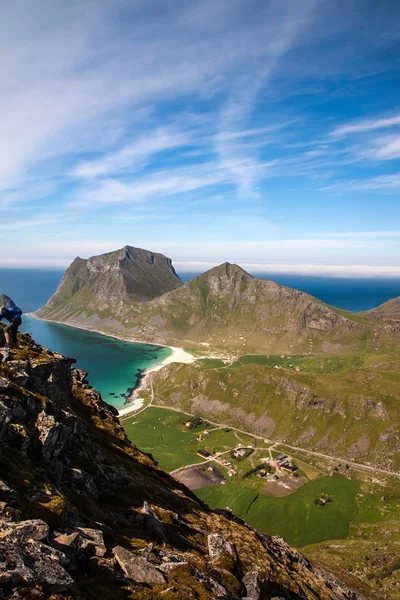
1,267,399,408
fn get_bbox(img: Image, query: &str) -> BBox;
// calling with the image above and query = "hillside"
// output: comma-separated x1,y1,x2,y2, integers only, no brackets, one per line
148,354,400,472
36,245,182,321
0,325,371,599
36,253,379,354
364,296,400,324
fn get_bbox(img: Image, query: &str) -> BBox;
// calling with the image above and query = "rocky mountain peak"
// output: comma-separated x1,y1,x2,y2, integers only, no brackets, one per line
0,324,369,599
36,245,183,320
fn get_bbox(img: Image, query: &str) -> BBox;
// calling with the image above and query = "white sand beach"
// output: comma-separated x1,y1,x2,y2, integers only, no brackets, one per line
118,346,196,417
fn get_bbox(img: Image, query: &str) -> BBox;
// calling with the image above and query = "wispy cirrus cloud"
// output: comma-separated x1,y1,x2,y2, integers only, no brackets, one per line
331,114,400,139
1,0,400,271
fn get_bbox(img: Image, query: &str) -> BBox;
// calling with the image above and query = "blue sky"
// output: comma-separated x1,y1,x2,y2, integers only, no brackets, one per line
1,0,400,276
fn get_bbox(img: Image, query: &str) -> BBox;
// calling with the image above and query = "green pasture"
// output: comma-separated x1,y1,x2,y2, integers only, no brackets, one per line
123,407,261,472
197,353,365,374
196,475,360,547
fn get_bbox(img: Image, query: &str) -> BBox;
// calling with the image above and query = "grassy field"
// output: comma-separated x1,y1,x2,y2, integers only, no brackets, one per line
151,353,400,472
196,475,360,547
123,407,261,472
303,480,400,598
198,353,366,373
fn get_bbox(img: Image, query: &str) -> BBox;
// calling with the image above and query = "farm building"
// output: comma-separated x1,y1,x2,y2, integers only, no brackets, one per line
197,449,212,459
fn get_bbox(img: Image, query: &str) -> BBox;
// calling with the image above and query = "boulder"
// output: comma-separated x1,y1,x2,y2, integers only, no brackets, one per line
36,412,70,462
0,538,73,593
77,527,106,557
242,571,261,600
51,531,83,555
141,501,168,545
68,468,99,499
112,545,166,584
29,357,75,409
9,519,49,542
207,533,238,560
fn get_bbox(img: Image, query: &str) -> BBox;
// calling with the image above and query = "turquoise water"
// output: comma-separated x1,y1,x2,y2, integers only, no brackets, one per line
0,267,171,410
21,316,170,410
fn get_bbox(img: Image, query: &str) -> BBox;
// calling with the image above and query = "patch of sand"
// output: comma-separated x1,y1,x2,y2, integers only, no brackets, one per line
262,475,306,497
118,398,144,417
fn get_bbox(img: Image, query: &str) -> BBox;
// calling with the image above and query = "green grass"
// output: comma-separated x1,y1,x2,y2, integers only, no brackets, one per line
123,408,260,472
196,475,360,547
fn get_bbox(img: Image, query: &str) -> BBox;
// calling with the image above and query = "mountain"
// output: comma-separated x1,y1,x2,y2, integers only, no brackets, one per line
125,262,371,353
37,253,375,354
36,245,182,322
364,296,400,324
0,323,370,599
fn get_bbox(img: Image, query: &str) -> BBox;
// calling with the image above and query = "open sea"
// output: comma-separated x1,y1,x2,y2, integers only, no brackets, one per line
0,267,399,408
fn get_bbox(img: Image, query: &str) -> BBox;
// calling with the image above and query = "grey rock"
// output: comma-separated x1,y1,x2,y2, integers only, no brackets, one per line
158,560,188,573
68,468,99,499
207,533,238,560
29,357,75,409
0,538,73,592
23,540,73,591
0,480,18,506
9,519,49,542
243,571,261,600
0,377,9,390
36,412,70,462
0,349,10,363
112,545,166,584
51,531,83,555
77,527,106,557
141,501,168,545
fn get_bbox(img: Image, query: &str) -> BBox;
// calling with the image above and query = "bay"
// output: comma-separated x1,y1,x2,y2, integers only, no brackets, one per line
0,268,170,410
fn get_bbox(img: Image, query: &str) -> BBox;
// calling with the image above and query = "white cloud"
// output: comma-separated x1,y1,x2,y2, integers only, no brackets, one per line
362,135,400,161
331,114,400,139
71,128,193,179
174,261,400,278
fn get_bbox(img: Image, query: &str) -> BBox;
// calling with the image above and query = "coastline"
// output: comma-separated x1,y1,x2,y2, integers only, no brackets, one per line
27,312,196,416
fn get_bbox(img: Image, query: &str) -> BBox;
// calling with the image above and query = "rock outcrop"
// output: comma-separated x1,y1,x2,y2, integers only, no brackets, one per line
0,323,371,599
36,245,183,321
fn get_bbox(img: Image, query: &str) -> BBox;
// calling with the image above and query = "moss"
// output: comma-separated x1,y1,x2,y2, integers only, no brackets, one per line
37,494,67,526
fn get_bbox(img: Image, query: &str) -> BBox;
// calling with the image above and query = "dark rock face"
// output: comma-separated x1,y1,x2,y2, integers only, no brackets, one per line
0,324,370,599
36,245,183,321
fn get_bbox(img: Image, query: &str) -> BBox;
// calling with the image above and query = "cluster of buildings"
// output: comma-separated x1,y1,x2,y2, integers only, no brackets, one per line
275,454,298,472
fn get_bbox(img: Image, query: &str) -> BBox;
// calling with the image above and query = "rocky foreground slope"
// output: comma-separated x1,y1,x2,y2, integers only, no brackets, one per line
36,249,382,354
0,325,371,599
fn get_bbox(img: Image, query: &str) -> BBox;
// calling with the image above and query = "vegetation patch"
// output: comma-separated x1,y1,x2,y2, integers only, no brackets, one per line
196,475,360,547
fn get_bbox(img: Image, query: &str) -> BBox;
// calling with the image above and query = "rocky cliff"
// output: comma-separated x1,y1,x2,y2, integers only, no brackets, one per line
36,245,183,323
36,252,378,354
0,324,371,599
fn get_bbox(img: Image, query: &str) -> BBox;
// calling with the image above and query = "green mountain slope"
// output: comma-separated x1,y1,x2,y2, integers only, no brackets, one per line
37,254,380,354
149,354,400,472
364,295,400,324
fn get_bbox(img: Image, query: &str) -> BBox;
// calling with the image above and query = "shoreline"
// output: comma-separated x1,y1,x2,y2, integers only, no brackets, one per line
27,312,196,416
